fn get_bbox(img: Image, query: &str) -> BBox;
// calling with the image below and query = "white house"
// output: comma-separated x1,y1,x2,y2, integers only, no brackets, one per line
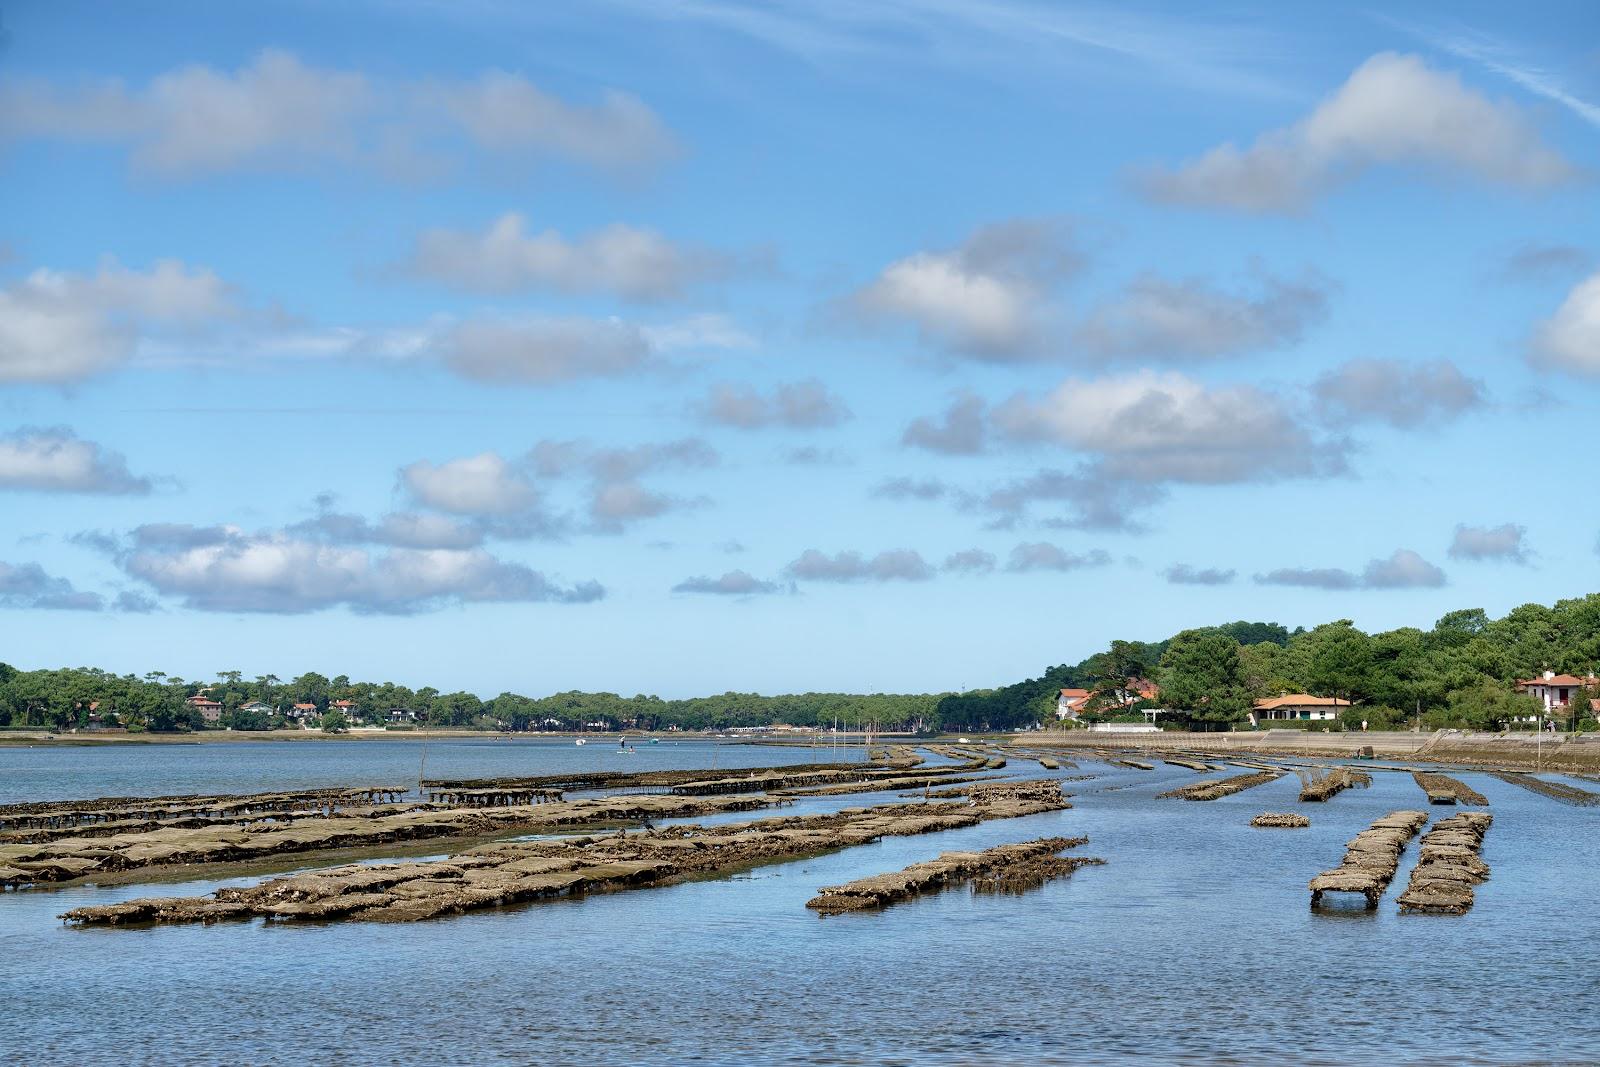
1249,694,1348,728
1516,671,1596,713
1055,688,1092,721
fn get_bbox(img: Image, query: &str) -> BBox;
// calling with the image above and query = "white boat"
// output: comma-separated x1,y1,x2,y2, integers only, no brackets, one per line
574,738,586,746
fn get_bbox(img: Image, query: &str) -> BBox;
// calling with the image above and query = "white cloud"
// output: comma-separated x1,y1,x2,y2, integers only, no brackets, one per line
0,561,105,611
672,570,784,595
1005,543,1112,573
406,213,725,301
872,476,949,501
1163,564,1236,585
1,51,674,178
1073,273,1327,361
0,428,153,494
1423,28,1600,130
399,437,716,534
437,316,654,384
401,453,540,516
784,548,934,583
0,259,234,383
849,219,1078,358
289,510,487,550
977,467,1164,533
0,50,370,175
902,393,987,455
942,549,997,574
1448,523,1529,564
1142,52,1578,212
1530,271,1600,376
1255,548,1446,590
701,380,850,429
589,482,678,525
120,528,603,614
994,370,1346,484
1312,359,1485,428
1362,548,1447,589
423,69,675,170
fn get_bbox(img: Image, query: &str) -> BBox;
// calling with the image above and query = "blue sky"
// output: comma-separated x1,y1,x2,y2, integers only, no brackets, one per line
2,0,1597,697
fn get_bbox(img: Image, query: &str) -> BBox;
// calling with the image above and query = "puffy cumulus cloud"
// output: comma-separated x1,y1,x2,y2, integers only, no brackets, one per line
671,569,785,596
902,392,987,455
118,527,603,614
1529,271,1600,376
436,316,654,385
1255,549,1446,590
400,437,717,534
1448,523,1529,564
995,370,1347,485
701,380,851,430
405,213,728,302
848,219,1080,359
0,258,235,383
0,561,105,611
942,548,997,574
1141,53,1578,213
977,467,1165,533
1163,563,1237,586
0,428,153,494
1363,549,1448,589
0,50,674,178
871,476,949,501
401,453,541,516
1004,543,1112,573
1073,273,1328,361
784,548,934,583
1311,359,1485,428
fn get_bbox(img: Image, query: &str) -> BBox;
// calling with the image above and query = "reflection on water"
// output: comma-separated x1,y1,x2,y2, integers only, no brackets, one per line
2,748,1597,1065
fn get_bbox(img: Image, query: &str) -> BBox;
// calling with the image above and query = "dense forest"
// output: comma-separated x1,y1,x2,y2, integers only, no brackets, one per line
2,594,1597,734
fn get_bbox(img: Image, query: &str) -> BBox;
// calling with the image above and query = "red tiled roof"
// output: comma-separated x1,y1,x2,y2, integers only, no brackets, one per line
1254,694,1349,710
1059,688,1091,700
1517,674,1592,687
292,703,317,710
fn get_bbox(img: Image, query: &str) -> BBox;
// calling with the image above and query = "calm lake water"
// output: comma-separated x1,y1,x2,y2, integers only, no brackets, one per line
2,743,1598,1065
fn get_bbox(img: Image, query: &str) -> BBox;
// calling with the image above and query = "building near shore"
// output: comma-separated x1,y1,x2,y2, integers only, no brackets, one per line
1515,671,1597,713
1056,680,1158,722
185,695,223,724
1248,694,1349,727
1055,688,1092,721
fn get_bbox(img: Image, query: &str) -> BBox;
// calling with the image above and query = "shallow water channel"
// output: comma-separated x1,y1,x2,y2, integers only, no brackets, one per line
2,745,1597,1065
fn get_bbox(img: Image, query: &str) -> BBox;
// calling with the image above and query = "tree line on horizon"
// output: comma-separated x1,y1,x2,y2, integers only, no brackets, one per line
2,594,1597,734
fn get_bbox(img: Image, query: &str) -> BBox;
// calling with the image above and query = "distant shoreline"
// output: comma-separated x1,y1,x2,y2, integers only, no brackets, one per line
0,728,914,747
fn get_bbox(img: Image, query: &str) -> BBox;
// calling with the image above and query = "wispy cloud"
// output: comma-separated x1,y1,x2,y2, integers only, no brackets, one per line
1411,23,1600,129
593,0,1293,99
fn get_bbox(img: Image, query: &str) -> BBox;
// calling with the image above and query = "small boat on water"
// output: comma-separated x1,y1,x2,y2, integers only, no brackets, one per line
574,738,586,746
